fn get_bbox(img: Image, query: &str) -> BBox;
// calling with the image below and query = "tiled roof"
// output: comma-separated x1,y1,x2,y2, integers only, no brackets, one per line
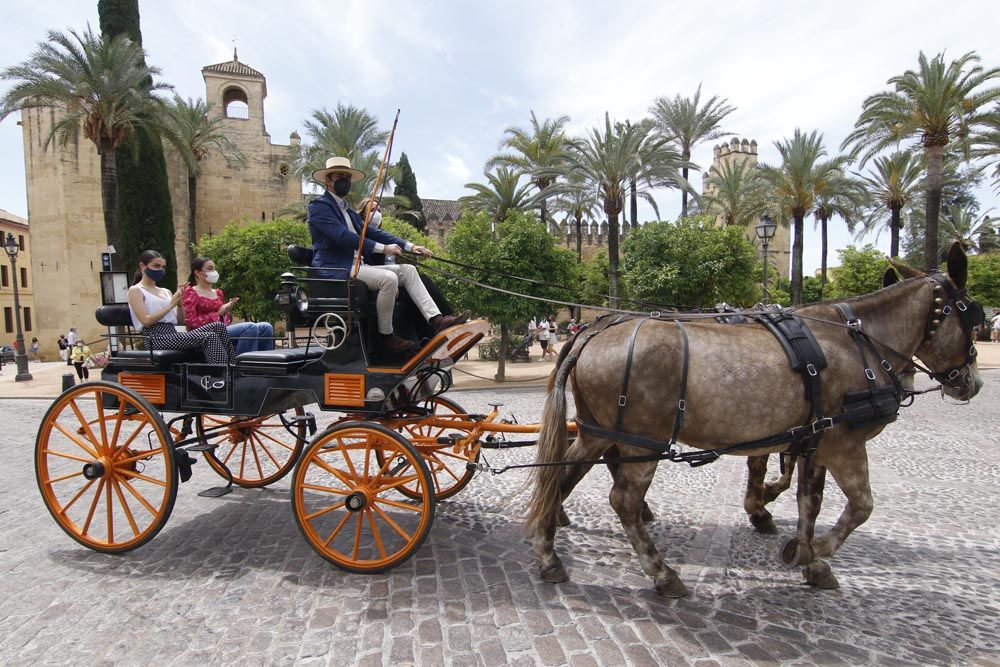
202,56,264,79
0,208,28,226
422,198,463,222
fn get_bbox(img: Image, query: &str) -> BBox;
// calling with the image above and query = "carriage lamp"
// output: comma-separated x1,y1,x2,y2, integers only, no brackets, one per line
755,215,777,304
4,232,32,381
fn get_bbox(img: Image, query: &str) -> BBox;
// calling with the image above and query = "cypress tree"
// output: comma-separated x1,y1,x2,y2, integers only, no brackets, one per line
393,152,424,230
98,0,177,287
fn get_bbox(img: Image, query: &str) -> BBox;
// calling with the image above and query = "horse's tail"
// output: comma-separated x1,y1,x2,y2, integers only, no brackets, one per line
546,331,577,392
524,335,587,538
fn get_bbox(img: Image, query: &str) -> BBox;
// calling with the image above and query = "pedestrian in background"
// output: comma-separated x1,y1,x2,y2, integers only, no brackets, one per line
29,337,40,362
65,327,78,365
70,339,92,380
57,334,68,362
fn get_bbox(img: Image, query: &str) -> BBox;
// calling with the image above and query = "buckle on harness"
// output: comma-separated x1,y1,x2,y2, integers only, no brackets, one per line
806,363,818,377
650,311,661,318
881,359,893,372
947,369,961,381
847,318,863,330
865,368,876,381
677,399,686,412
942,305,952,316
811,417,833,434
618,395,627,407
957,301,967,312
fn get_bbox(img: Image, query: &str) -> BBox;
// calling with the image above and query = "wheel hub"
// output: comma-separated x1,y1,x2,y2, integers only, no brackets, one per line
82,460,106,480
345,490,368,512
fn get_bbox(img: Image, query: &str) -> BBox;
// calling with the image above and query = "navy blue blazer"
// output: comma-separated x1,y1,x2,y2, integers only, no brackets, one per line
307,191,408,275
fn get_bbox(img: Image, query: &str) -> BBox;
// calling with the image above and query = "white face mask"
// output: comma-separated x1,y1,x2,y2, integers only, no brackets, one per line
204,270,220,284
370,211,382,229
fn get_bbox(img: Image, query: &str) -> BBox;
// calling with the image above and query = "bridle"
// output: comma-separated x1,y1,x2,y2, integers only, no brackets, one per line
917,272,983,392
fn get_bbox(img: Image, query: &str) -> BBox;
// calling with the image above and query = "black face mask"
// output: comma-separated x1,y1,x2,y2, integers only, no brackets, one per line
332,176,352,197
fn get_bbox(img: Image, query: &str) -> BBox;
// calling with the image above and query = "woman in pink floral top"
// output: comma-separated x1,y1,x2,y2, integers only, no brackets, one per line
182,257,275,356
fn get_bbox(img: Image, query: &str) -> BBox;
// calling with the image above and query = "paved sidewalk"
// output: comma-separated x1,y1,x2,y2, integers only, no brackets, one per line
1,374,998,665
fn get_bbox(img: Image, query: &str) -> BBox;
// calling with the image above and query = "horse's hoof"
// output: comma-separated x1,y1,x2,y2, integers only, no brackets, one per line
804,560,839,589
780,538,814,567
655,573,689,598
641,503,655,523
540,562,569,584
750,513,778,535
556,508,570,528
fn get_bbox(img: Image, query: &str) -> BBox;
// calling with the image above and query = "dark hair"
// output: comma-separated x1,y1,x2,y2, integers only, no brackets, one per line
133,250,165,284
188,257,211,285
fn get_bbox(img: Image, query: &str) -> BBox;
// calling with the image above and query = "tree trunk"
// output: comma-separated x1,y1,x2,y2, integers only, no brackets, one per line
99,146,121,270
540,197,548,229
819,214,828,301
607,211,620,309
924,144,945,270
575,213,583,264
889,205,901,259
188,173,198,252
681,165,689,219
791,212,804,305
629,179,638,228
495,322,508,382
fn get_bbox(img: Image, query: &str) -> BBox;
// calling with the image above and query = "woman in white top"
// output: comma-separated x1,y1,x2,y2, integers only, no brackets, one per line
127,249,233,364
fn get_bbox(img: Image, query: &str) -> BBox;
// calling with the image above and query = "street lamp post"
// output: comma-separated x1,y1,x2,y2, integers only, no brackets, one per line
755,214,777,304
4,232,33,381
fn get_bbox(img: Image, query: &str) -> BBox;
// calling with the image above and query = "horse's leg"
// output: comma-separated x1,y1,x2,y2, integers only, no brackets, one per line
608,457,688,598
744,455,778,534
780,458,827,569
531,430,614,583
763,454,795,504
607,446,655,523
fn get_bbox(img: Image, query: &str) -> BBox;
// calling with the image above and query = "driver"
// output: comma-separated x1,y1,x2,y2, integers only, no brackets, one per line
307,156,467,352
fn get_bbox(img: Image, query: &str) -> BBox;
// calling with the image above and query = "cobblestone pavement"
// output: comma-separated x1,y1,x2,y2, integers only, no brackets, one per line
1,373,998,666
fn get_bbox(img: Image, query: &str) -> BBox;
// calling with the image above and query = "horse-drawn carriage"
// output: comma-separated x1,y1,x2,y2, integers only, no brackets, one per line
34,241,984,594
34,246,555,573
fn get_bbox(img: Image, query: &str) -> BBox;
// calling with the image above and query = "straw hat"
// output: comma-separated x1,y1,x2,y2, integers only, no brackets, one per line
312,156,365,185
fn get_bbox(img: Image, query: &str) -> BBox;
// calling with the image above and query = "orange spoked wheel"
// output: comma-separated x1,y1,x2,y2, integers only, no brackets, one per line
381,396,480,501
291,422,435,573
197,408,306,488
35,382,177,553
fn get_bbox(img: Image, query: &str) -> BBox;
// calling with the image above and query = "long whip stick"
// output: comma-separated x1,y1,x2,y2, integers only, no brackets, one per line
351,108,401,279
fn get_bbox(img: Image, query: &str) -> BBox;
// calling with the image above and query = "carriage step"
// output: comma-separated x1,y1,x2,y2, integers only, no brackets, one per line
186,443,218,452
289,413,318,435
198,485,232,498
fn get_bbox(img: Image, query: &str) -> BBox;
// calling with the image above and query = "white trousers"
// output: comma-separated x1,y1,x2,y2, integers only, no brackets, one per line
355,263,440,334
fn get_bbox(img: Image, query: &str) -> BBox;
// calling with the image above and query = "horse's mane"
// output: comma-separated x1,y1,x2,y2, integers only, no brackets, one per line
792,275,923,313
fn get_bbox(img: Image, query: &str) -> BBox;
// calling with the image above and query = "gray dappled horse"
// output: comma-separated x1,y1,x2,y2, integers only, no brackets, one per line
525,244,983,597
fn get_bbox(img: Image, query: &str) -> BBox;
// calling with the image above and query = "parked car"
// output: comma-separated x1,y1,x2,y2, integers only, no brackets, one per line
1,345,16,363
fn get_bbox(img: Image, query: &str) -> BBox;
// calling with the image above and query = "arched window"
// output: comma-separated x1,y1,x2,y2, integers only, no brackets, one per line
223,86,249,119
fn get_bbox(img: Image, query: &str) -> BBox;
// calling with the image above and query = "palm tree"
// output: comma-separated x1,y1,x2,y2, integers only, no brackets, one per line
1,27,173,268
812,171,866,298
163,96,245,250
973,103,1000,191
855,151,924,258
486,111,569,227
760,130,845,304
560,114,683,306
550,174,600,263
459,167,539,226
703,158,769,227
650,84,736,218
842,51,1000,270
939,204,996,252
297,103,388,187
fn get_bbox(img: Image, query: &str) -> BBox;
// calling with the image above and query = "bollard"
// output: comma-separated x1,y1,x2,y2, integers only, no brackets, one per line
62,373,76,391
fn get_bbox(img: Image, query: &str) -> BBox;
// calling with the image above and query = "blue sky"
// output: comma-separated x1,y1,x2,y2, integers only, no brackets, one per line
2,0,999,274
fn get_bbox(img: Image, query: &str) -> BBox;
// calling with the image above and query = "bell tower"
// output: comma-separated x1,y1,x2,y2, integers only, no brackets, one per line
201,48,269,143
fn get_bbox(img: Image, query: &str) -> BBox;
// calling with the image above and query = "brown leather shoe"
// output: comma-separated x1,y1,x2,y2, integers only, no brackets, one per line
429,311,471,335
379,333,417,353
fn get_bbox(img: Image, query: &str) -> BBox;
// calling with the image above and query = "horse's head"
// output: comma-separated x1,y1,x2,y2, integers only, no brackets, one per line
885,243,984,401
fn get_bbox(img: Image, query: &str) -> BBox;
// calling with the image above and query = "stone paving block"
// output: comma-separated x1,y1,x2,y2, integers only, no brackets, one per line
532,635,566,666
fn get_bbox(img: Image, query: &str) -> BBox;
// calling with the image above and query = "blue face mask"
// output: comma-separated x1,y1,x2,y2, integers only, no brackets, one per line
144,267,166,282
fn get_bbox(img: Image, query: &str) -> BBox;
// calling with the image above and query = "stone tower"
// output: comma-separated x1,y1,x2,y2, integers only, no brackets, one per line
21,50,301,357
702,137,791,280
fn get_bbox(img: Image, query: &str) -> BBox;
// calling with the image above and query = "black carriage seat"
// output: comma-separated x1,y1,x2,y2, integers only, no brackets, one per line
95,303,205,369
235,347,324,372
288,244,372,311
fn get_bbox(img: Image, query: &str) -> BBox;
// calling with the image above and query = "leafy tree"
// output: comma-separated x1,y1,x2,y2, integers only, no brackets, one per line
459,167,539,223
827,245,888,298
392,152,424,229
560,113,684,307
855,151,924,258
812,170,866,298
842,51,1000,271
703,158,769,227
760,129,847,304
650,85,735,218
443,209,577,381
621,217,758,308
487,111,569,226
579,251,610,307
939,204,996,252
967,251,1000,306
379,215,441,255
98,0,177,281
195,218,312,322
801,275,824,304
163,95,245,253
0,26,174,270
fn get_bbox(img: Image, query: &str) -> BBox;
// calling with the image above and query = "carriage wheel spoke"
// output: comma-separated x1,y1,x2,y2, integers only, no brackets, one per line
116,468,167,487
366,508,387,560
110,417,151,461
57,478,97,515
107,401,126,458
81,478,107,537
69,398,104,456
105,476,114,541
111,477,140,538
352,512,364,560
337,437,361,480
43,448,92,464
118,477,160,516
219,441,238,466
304,501,345,521
373,495,423,513
51,422,101,460
248,435,264,479
301,483,350,495
250,433,281,470
115,448,164,467
376,474,421,493
256,429,296,452
323,508,352,547
372,502,413,540
45,470,86,485
238,440,248,479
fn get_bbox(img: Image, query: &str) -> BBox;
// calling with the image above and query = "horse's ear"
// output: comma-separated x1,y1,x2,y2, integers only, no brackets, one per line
946,242,968,289
882,267,900,287
888,257,923,280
